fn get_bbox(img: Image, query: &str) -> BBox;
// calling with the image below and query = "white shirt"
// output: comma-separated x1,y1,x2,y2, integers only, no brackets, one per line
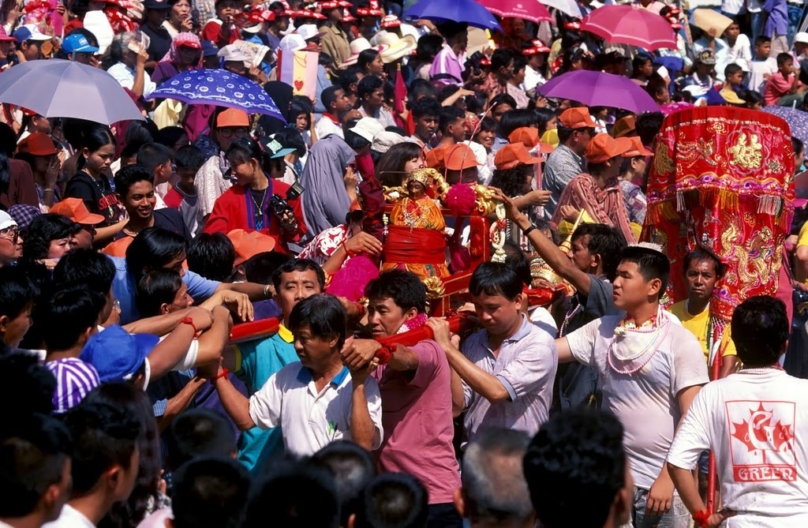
565,312,709,488
748,58,777,93
249,362,383,456
44,504,95,528
727,34,753,65
668,369,808,526
522,65,546,94
315,115,344,140
107,62,157,99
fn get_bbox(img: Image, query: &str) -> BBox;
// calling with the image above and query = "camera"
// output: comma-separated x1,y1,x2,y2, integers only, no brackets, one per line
270,184,304,219
465,51,488,76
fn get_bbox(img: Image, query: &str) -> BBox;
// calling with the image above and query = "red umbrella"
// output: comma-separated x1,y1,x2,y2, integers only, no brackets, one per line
476,0,553,24
581,5,676,51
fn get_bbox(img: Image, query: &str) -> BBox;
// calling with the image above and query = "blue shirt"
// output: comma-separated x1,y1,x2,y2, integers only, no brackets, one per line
109,256,220,325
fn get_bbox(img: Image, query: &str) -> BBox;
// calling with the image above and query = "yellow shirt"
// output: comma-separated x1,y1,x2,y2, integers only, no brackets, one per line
797,221,808,248
669,300,737,363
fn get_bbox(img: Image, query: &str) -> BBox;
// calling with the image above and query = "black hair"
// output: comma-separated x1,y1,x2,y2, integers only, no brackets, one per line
289,96,314,128
365,269,427,314
534,108,556,136
491,48,515,74
410,97,442,120
226,136,274,175
311,441,377,527
288,294,347,350
77,126,115,171
406,78,436,104
732,295,789,367
354,473,429,528
357,74,384,101
469,261,524,300
0,413,72,518
154,126,187,150
52,247,116,296
488,93,517,113
114,163,154,198
438,105,466,135
724,62,743,78
744,89,763,106
175,144,206,173
437,20,468,39
0,121,17,157
135,268,184,318
125,227,186,277
524,408,626,528
136,142,173,176
635,111,664,148
683,248,726,278
321,85,344,112
490,165,532,198
22,214,79,261
502,240,532,287
0,353,56,418
339,66,364,94
631,53,652,75
777,52,793,66
793,136,805,157
412,33,442,62
165,410,238,471
187,232,236,282
499,109,538,139
242,251,291,285
64,400,141,496
0,265,36,322
570,224,627,281
512,54,528,74
172,457,251,528
245,460,339,528
474,116,498,138
645,74,667,98
271,258,326,292
754,35,771,47
123,121,158,158
376,142,424,187
42,287,106,351
556,125,575,144
357,48,380,72
342,119,372,150
618,245,670,299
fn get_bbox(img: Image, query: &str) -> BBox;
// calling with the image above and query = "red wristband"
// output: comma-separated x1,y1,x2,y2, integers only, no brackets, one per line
212,367,230,383
341,239,357,258
180,316,199,337
693,509,710,527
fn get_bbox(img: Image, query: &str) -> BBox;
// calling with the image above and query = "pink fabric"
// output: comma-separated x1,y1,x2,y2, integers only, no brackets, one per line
764,71,793,106
182,104,216,143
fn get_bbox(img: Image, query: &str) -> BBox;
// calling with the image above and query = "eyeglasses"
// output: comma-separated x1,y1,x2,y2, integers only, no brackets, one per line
218,127,250,139
0,227,19,243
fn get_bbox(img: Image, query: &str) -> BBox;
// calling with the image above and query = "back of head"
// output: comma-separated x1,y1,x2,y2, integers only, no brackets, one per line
0,413,72,518
0,352,56,418
52,248,116,296
166,409,237,471
635,111,664,147
245,460,339,528
65,400,141,496
499,109,536,138
243,251,292,285
618,245,670,299
175,145,206,173
364,269,427,314
523,408,627,528
187,232,236,282
136,142,173,175
731,295,789,367
354,473,429,528
407,78,436,103
311,440,377,526
43,287,106,351
469,261,523,300
172,457,250,528
126,227,186,277
460,428,533,526
0,265,37,321
571,224,628,281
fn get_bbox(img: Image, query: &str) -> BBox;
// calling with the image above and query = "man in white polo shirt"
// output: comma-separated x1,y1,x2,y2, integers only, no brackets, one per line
204,294,383,455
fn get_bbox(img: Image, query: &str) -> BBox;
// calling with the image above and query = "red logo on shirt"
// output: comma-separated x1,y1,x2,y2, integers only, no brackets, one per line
726,401,796,482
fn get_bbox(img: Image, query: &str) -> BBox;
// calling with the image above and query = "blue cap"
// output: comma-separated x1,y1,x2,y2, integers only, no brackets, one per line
80,325,159,384
12,24,50,43
202,40,219,57
63,33,99,54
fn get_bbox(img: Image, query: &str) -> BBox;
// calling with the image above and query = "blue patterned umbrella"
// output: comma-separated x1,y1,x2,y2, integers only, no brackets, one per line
145,69,285,121
762,105,808,145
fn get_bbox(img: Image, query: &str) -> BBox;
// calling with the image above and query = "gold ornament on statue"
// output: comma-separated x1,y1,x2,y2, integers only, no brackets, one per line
490,202,508,263
422,276,445,300
474,184,498,216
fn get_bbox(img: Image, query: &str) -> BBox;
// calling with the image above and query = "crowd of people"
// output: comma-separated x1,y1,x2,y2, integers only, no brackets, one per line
2,0,808,527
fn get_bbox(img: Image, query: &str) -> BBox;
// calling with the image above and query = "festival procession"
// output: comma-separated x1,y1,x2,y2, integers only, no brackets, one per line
3,0,808,525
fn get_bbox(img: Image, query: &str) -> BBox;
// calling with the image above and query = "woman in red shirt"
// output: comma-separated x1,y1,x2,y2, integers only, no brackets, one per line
203,137,306,253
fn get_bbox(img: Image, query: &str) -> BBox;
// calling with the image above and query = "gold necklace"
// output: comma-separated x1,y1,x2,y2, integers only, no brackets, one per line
250,187,267,217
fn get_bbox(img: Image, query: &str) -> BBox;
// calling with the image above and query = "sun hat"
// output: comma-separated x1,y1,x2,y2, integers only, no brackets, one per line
584,133,633,164
380,14,401,28
342,9,356,22
494,143,541,170
371,130,405,154
49,197,105,225
80,325,159,389
296,24,325,41
13,24,51,42
62,33,99,53
216,108,250,128
378,32,417,63
279,33,306,52
339,37,388,68
445,144,481,171
719,87,745,105
558,107,597,129
349,117,384,142
18,132,58,156
218,44,249,63
227,229,276,265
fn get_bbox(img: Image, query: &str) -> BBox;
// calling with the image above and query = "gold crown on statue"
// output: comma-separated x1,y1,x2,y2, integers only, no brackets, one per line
408,168,439,188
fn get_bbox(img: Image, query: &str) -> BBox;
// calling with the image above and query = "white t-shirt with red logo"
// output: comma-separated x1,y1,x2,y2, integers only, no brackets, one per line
668,369,808,526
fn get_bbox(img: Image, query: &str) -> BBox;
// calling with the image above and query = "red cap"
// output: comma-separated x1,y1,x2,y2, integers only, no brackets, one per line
50,197,106,225
494,143,541,170
18,132,57,156
508,127,539,148
227,229,276,265
558,107,597,129
584,133,633,164
445,144,480,171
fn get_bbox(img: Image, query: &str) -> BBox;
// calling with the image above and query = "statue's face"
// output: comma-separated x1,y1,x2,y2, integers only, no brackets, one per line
407,180,426,199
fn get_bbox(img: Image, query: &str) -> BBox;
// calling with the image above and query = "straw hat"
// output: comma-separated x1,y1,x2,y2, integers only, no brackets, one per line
378,32,417,63
339,37,389,68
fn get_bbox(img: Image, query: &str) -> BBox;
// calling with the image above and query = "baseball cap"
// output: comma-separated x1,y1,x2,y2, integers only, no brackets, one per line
17,132,58,156
445,144,480,171
558,107,597,129
696,49,717,65
49,197,105,225
349,117,384,143
46,358,100,414
613,115,636,138
80,325,159,389
0,210,18,231
296,24,325,41
795,32,808,45
494,143,541,170
585,133,633,164
623,137,653,158
264,136,296,158
508,127,539,148
13,24,51,42
202,40,219,57
425,145,447,170
227,229,276,265
216,108,250,128
62,33,99,53
371,130,405,154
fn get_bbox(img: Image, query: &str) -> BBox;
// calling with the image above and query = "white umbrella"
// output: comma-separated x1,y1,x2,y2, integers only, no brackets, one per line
539,0,581,19
0,59,144,125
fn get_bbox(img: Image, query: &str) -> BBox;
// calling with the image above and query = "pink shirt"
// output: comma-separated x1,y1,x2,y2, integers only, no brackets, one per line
371,339,460,504
764,71,793,106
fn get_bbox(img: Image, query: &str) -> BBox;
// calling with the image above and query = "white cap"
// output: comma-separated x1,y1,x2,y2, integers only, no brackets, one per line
279,34,306,52
795,31,808,45
296,24,323,41
350,117,384,142
371,130,405,153
217,44,249,63
0,210,17,231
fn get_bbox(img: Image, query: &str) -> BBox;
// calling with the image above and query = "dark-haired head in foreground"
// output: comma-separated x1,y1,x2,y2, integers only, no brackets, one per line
172,456,251,528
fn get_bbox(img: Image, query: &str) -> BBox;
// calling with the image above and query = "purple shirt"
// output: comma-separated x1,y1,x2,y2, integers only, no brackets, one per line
371,339,460,504
461,315,557,441
430,44,465,85
46,358,100,414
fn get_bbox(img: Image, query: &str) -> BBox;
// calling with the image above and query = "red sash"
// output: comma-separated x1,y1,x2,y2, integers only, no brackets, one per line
384,225,446,265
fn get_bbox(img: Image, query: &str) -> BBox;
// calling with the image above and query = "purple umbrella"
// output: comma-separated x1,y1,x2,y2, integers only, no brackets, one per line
762,106,808,145
537,70,659,114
